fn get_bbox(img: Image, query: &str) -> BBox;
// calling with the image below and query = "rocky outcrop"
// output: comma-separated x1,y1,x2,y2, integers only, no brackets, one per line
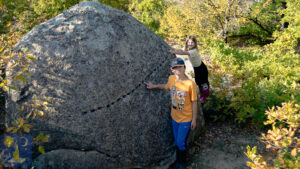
6,1,204,168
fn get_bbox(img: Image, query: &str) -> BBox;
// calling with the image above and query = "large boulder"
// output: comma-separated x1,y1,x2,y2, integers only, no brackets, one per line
6,1,204,169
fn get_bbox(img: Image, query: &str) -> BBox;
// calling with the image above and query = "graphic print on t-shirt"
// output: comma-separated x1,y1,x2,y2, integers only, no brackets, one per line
172,100,177,109
178,101,184,107
170,90,175,98
178,101,184,111
172,86,176,91
177,90,187,100
171,86,188,112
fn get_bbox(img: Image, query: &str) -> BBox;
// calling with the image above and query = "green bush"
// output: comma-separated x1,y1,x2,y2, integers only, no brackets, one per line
129,0,167,36
206,38,299,126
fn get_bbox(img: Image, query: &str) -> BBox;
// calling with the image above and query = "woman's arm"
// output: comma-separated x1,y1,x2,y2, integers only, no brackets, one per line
170,49,190,55
191,101,197,130
144,82,166,90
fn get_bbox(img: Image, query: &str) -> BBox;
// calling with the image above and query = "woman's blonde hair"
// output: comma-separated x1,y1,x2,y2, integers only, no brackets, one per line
184,35,198,51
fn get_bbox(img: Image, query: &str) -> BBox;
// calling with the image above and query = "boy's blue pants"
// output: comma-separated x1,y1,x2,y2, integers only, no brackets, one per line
172,118,191,151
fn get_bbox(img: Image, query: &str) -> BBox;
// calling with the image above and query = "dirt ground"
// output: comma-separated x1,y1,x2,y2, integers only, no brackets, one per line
185,120,268,169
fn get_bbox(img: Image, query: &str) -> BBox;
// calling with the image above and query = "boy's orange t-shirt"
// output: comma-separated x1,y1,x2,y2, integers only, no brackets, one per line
165,75,197,122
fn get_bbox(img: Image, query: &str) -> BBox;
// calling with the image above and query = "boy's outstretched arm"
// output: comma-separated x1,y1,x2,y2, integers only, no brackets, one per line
144,82,166,90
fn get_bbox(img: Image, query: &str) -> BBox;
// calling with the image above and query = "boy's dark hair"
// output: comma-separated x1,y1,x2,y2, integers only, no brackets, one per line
184,35,198,51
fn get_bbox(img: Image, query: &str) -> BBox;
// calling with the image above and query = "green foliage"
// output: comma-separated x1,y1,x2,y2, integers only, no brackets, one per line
0,0,29,34
99,0,131,12
129,0,167,35
6,117,33,134
206,38,299,125
245,145,275,168
31,0,81,16
34,133,50,154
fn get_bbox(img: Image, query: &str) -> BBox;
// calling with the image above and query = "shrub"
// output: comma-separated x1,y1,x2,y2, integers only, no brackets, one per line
245,101,299,169
206,38,299,125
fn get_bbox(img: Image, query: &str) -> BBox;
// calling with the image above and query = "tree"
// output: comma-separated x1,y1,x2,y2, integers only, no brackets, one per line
231,0,285,45
160,0,248,43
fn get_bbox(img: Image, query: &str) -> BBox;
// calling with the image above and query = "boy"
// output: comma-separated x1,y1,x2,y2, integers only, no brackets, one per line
144,58,197,169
